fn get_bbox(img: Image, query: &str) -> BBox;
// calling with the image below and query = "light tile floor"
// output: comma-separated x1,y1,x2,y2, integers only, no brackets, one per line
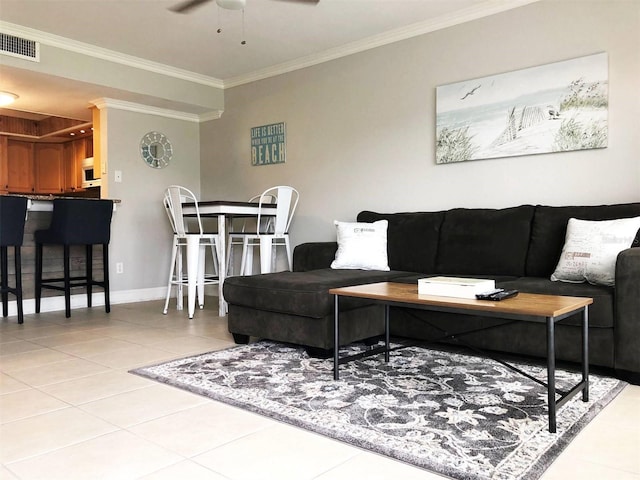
1,299,639,480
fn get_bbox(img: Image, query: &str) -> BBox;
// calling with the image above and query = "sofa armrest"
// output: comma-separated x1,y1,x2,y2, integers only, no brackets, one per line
614,247,640,373
293,242,338,272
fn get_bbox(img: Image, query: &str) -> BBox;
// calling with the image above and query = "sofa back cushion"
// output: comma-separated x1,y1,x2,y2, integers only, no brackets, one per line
526,202,640,277
357,211,445,273
435,205,535,276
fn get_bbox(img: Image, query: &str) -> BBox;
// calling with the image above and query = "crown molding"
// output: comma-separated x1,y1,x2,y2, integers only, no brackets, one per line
223,0,540,88
91,98,194,122
199,110,225,122
90,98,223,123
0,21,224,89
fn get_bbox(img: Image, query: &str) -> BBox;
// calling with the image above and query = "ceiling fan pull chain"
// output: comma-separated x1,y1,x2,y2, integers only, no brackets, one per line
241,8,246,45
217,5,222,33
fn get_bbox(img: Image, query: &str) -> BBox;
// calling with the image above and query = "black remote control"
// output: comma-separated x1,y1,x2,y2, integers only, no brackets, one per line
476,289,519,301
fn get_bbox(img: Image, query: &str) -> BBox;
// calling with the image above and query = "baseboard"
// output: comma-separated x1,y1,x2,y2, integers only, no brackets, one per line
1,287,184,317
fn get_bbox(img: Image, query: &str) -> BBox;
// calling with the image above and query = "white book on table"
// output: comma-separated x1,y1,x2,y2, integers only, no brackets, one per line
417,276,495,299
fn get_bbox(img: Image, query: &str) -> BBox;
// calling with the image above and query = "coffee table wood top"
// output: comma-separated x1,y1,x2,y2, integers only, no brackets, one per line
329,282,592,319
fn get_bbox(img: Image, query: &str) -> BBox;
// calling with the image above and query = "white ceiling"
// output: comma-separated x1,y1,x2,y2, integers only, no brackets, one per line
0,0,536,120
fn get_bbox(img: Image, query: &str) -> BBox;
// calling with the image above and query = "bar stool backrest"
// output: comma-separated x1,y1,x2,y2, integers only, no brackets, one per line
0,196,28,247
258,186,299,236
164,185,204,237
44,199,113,245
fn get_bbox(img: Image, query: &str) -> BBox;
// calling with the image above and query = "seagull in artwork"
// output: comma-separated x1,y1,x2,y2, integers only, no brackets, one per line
461,84,481,100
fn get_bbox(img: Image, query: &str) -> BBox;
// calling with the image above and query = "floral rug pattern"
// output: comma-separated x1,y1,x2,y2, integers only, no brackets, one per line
131,341,625,480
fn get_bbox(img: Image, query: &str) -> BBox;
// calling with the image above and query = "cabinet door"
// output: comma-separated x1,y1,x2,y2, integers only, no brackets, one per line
0,137,8,194
74,138,88,187
7,141,34,193
34,143,64,194
85,136,94,158
63,141,77,192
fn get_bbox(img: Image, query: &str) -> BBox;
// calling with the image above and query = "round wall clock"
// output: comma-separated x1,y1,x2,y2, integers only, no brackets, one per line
140,131,172,169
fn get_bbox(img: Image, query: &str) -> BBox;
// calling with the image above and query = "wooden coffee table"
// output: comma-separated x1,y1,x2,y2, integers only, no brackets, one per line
329,281,592,432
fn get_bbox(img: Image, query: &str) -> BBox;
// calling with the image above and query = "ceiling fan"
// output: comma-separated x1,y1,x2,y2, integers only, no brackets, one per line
170,0,319,14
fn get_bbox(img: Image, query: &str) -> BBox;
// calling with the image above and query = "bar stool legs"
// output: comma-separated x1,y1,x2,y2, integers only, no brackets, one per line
35,243,110,318
0,196,28,324
1,245,23,324
34,199,113,319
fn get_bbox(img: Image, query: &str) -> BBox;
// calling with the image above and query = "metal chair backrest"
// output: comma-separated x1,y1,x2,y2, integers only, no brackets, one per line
257,186,299,236
164,185,204,237
248,193,276,233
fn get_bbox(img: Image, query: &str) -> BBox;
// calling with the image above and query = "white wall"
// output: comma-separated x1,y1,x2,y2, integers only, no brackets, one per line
200,0,640,247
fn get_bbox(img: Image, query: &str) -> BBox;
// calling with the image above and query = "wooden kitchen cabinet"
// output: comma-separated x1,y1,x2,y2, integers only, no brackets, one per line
64,139,85,192
34,143,64,194
3,136,92,194
85,136,93,158
0,136,8,194
7,140,34,193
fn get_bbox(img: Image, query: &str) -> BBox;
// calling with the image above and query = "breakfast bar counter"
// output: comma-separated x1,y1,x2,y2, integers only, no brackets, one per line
7,194,121,212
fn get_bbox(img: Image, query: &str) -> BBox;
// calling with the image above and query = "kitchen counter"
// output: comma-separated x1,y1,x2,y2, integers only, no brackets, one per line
6,194,121,212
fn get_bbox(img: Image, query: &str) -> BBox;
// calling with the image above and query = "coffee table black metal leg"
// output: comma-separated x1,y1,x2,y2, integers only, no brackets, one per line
546,317,557,433
384,305,390,362
582,306,589,401
334,294,340,380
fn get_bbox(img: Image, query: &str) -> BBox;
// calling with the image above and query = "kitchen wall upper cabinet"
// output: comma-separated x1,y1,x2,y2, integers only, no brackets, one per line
3,136,92,194
7,140,34,193
0,137,8,194
34,143,64,194
64,138,87,192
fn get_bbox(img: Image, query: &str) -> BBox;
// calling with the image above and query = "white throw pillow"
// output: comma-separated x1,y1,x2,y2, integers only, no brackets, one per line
331,220,390,271
551,216,640,286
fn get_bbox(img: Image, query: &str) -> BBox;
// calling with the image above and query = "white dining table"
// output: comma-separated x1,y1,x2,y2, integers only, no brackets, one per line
181,200,277,317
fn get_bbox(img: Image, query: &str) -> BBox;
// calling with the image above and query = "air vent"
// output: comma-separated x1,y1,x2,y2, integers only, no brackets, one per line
0,32,39,62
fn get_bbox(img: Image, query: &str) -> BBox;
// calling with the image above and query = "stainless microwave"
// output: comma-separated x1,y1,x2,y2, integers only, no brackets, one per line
81,158,101,188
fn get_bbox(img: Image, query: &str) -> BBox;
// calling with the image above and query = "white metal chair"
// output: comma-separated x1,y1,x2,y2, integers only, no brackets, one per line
237,186,299,275
163,185,220,317
226,193,277,276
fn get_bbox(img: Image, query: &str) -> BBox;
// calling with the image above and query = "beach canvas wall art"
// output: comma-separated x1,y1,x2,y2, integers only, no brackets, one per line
435,53,608,164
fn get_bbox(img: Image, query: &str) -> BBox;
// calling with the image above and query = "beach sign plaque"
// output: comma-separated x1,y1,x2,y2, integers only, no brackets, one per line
251,122,286,166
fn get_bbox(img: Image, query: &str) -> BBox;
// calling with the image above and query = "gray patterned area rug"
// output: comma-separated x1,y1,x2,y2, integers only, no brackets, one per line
131,341,625,480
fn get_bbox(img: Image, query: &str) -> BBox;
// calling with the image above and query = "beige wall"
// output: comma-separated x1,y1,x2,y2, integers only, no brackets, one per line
104,107,201,293
200,0,640,247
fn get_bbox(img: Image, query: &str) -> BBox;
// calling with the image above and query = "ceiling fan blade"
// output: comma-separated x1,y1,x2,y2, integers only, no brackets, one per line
169,0,212,13
271,0,319,4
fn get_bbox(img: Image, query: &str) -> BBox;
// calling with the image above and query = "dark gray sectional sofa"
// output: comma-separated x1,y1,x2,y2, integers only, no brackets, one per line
223,202,640,382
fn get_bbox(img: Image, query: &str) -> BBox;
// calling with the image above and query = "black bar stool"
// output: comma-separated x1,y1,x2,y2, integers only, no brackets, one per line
35,199,113,318
0,196,28,324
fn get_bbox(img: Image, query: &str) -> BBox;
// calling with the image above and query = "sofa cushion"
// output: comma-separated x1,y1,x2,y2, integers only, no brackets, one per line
223,269,408,319
435,205,535,276
526,202,640,277
357,211,445,273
